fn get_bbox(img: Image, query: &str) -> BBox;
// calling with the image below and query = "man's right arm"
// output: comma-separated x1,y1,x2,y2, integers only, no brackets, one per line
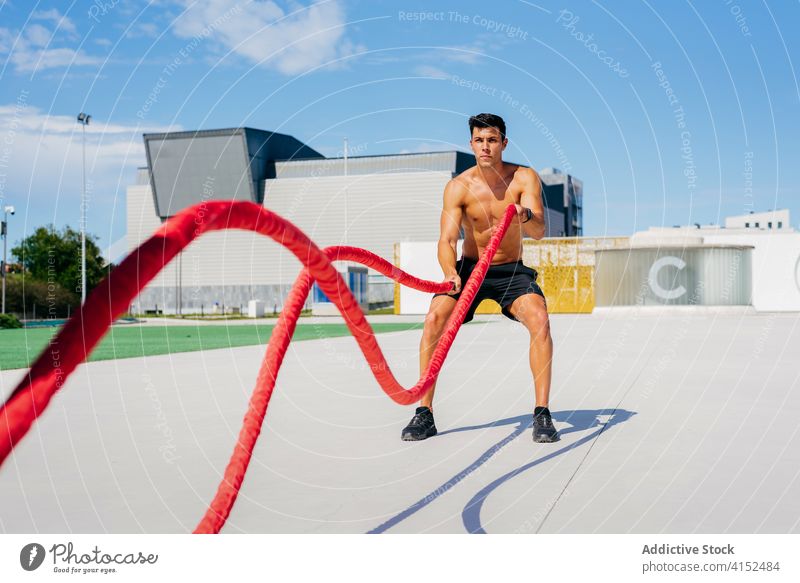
438,179,464,293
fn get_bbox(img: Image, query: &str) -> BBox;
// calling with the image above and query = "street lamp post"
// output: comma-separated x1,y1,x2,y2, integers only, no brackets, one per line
77,112,91,304
1,205,15,314
343,137,348,245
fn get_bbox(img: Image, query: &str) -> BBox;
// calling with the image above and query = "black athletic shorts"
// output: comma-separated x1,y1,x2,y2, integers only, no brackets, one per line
433,256,546,323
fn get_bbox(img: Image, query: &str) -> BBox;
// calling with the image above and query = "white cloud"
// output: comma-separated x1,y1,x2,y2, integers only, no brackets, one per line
443,49,482,65
363,43,486,71
433,42,488,65
124,22,160,39
1,10,104,73
0,104,180,250
0,106,176,136
23,24,54,48
10,46,104,72
0,27,15,53
171,0,362,75
31,8,77,35
413,65,451,79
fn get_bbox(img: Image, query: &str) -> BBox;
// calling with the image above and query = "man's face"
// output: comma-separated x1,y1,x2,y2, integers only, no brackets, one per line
470,126,507,167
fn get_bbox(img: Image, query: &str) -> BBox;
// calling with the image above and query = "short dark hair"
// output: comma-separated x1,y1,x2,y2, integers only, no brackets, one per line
469,113,506,140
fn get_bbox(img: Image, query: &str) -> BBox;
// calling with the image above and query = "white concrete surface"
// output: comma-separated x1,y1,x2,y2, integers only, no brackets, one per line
1,310,798,533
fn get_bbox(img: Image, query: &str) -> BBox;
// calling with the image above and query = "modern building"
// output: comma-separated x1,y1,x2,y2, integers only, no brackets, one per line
724,209,790,231
539,167,583,237
594,210,798,311
398,210,799,314
127,127,583,315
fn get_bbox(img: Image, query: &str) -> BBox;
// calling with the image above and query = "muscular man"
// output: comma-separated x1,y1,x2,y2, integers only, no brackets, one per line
401,113,559,443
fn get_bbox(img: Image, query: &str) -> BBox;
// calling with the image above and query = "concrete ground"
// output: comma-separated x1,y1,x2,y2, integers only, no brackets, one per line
1,308,798,534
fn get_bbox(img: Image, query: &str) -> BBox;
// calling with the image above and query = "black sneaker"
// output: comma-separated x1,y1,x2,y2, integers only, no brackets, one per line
532,409,560,443
401,406,437,441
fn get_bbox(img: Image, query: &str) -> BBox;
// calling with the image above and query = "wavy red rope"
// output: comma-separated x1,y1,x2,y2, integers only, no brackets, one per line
0,201,517,533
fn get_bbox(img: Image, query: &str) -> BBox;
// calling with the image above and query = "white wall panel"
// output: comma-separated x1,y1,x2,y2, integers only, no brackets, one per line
126,172,452,292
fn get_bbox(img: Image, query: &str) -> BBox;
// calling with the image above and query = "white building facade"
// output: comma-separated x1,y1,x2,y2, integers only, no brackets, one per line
126,128,584,315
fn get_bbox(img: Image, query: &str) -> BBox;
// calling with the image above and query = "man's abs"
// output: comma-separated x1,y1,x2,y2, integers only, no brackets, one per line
461,231,522,264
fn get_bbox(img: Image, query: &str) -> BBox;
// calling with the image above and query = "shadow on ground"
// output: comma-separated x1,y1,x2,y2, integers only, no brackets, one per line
368,408,636,534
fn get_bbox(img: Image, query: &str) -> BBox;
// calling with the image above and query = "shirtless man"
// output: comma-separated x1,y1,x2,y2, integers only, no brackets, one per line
401,113,559,443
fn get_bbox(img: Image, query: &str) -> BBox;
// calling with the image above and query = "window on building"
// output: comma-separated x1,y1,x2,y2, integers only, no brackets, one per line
755,222,759,227
745,222,749,228
768,221,773,228
778,221,783,228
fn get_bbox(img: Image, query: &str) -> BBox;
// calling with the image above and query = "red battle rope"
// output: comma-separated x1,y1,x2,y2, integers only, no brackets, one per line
0,201,517,533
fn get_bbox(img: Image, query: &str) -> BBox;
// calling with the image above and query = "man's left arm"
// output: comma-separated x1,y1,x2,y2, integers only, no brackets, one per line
515,168,546,240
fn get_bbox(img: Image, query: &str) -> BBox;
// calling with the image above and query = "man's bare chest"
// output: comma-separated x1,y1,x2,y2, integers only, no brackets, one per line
462,185,521,230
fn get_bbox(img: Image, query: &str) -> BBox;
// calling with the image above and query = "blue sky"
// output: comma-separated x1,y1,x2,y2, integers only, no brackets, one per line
0,0,798,259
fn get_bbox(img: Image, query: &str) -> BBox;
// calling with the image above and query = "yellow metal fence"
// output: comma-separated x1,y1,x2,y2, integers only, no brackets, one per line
395,237,630,314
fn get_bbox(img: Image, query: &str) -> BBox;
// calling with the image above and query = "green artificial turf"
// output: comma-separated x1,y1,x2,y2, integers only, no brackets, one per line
0,322,423,371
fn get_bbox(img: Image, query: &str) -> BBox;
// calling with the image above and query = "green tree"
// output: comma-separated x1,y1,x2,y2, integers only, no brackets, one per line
11,225,108,298
3,273,77,319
